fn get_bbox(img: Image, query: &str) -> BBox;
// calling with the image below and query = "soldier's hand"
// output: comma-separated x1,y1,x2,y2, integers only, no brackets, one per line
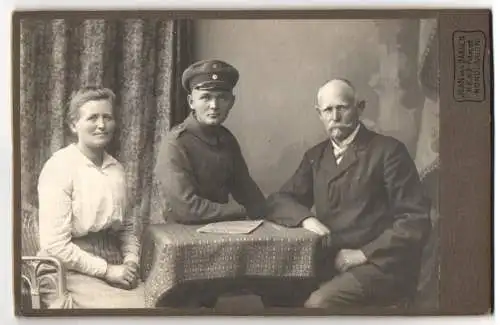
225,197,246,219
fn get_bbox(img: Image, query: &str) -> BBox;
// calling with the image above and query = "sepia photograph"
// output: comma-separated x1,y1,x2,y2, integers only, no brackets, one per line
12,10,491,316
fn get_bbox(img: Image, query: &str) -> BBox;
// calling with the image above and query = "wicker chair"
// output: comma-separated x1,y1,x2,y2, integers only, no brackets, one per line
21,202,67,310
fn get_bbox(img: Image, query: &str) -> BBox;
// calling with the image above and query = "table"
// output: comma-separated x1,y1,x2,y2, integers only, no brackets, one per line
139,220,322,308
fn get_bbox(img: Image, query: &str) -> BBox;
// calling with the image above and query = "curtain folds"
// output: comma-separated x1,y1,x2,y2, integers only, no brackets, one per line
19,18,193,238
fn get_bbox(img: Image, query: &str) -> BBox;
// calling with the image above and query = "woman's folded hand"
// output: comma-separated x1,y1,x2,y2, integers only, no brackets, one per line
104,264,139,290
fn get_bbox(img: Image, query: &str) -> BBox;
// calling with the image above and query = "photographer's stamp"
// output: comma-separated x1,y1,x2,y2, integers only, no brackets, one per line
453,30,486,102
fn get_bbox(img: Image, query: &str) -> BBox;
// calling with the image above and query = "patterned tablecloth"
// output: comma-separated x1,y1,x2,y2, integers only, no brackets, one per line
140,221,322,307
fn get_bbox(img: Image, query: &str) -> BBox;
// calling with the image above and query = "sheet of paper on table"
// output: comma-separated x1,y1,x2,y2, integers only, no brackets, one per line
196,219,264,234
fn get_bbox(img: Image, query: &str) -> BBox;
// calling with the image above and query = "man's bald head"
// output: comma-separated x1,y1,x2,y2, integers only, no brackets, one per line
316,78,356,107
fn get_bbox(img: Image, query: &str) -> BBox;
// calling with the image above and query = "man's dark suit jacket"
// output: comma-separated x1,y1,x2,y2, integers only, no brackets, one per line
266,123,431,297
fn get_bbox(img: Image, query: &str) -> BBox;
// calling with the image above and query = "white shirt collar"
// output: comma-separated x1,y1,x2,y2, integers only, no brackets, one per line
70,143,118,169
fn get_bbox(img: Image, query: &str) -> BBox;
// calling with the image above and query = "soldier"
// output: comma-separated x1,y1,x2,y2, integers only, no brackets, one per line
153,59,268,308
154,59,267,226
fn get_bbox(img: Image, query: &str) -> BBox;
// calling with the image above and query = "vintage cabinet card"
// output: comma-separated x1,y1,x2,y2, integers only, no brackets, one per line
12,8,492,317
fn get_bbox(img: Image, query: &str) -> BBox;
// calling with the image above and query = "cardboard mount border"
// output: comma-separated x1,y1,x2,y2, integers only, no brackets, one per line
11,8,493,317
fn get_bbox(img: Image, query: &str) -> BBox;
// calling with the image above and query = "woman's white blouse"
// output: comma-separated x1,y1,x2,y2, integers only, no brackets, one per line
37,144,139,277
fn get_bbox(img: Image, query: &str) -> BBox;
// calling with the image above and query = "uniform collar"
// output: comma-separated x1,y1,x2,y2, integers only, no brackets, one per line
184,112,227,146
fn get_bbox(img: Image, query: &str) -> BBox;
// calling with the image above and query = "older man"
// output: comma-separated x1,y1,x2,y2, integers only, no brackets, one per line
265,79,431,309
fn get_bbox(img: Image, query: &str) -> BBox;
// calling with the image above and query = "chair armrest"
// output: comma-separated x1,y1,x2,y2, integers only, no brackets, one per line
21,256,68,308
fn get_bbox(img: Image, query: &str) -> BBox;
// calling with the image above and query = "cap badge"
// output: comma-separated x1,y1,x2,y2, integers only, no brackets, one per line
212,63,218,68
212,74,218,80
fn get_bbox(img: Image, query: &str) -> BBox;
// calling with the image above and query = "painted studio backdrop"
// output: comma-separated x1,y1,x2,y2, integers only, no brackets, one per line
18,18,439,310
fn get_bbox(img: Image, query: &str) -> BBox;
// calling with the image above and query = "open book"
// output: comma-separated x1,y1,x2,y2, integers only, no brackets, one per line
196,220,264,235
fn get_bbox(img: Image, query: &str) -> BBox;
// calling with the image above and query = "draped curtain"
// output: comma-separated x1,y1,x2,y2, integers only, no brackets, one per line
19,18,193,247
414,18,440,310
368,19,439,309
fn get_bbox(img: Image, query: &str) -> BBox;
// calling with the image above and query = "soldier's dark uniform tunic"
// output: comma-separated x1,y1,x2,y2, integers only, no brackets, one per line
154,112,267,224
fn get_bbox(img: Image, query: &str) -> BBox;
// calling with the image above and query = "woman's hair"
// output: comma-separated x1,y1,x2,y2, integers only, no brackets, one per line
66,86,116,127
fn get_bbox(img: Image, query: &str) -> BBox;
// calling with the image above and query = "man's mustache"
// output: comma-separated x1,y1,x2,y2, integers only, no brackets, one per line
328,123,353,129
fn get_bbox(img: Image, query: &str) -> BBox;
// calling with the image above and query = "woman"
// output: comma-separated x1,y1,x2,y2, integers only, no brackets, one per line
37,86,145,308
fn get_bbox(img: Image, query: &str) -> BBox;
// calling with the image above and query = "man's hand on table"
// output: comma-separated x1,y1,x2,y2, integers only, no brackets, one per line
334,249,368,273
301,216,331,246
